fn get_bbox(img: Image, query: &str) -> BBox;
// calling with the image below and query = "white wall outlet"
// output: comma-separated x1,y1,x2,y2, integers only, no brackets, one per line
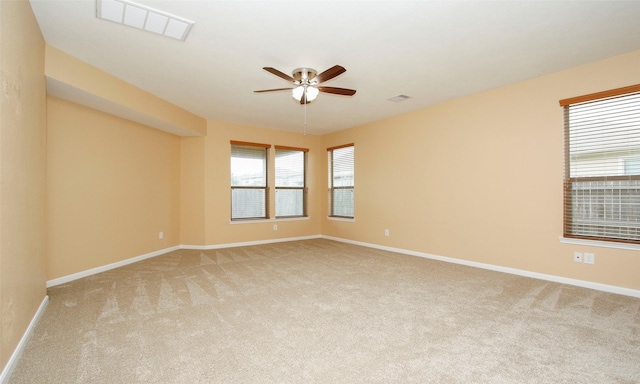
159,231,164,240
584,253,595,264
273,224,278,231
573,252,583,262
384,229,390,237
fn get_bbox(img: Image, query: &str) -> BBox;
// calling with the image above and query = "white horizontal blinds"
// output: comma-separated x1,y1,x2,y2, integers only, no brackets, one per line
275,146,308,218
328,144,354,218
561,85,640,243
230,141,270,220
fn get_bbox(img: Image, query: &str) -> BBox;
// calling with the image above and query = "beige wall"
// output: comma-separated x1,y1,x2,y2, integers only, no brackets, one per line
46,97,181,279
47,106,326,277
199,120,323,246
322,50,640,291
180,137,207,245
0,0,47,373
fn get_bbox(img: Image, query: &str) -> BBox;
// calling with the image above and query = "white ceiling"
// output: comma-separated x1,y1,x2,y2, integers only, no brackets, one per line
30,0,640,135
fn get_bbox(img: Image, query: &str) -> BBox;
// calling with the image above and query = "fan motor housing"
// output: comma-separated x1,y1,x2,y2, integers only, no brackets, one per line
292,68,317,83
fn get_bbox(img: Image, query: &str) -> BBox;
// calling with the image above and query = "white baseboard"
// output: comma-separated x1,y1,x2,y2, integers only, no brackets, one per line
46,236,323,287
181,234,322,250
0,295,49,384
46,246,180,288
322,235,640,298
45,235,639,298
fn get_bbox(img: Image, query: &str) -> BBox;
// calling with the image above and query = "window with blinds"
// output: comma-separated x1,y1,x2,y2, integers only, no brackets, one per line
230,141,270,220
275,146,308,218
328,144,354,218
560,84,640,244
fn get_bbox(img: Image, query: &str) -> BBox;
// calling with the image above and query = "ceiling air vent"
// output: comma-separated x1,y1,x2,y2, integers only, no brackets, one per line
387,94,412,103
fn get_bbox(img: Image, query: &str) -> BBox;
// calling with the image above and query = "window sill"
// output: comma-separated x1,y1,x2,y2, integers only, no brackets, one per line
327,216,355,222
230,216,309,224
559,237,640,251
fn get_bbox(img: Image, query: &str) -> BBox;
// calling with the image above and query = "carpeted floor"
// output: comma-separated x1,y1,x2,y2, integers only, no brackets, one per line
8,239,640,383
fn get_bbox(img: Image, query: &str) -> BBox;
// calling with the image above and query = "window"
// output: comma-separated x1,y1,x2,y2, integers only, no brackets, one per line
275,146,308,217
328,144,354,218
230,141,270,220
560,84,640,244
624,157,640,175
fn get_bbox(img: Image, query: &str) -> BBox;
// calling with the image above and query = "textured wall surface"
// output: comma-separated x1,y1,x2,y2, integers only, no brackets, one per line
0,0,47,374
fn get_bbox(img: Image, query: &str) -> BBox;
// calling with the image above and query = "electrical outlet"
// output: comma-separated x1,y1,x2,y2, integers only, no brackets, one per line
384,229,390,237
584,253,595,264
573,252,583,262
159,231,164,240
273,224,278,231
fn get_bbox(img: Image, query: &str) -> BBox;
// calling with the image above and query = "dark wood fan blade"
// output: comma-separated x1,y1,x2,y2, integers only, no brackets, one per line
318,86,356,96
254,88,293,93
313,65,346,83
263,67,295,83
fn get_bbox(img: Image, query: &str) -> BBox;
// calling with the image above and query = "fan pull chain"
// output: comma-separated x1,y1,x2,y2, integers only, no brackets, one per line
303,88,308,136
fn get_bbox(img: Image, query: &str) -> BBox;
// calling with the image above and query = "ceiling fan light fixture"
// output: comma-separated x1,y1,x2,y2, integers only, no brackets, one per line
292,86,305,101
292,86,319,103
306,86,319,101
258,65,356,106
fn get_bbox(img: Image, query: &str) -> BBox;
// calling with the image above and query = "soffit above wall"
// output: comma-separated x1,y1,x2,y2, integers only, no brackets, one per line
44,45,206,137
46,77,203,137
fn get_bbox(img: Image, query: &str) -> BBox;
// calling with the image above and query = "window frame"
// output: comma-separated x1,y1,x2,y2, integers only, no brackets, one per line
560,84,640,245
327,143,355,219
274,145,309,218
230,140,271,221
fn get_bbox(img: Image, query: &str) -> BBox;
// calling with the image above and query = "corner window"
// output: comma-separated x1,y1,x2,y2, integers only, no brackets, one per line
328,144,354,218
275,146,308,218
230,141,270,220
560,84,640,244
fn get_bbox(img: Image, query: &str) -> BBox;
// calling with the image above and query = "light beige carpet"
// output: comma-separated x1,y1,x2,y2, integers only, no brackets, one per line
8,239,640,383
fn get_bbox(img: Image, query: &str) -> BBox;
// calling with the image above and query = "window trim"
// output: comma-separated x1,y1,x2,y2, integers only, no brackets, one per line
559,84,640,107
327,143,355,151
229,216,310,225
559,236,640,251
274,145,309,219
230,140,271,221
560,84,640,245
230,140,271,148
275,145,309,152
327,143,355,219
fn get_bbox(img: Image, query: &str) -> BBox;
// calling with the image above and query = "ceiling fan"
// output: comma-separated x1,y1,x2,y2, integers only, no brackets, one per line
254,65,356,104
